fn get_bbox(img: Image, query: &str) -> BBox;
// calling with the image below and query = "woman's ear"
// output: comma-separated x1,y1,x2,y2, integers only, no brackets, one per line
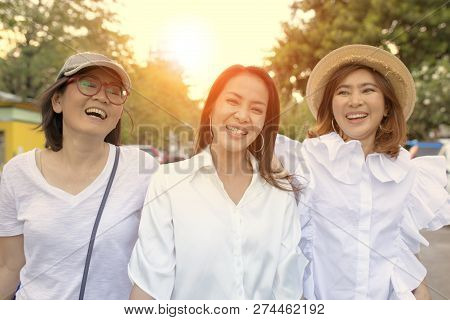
51,92,63,113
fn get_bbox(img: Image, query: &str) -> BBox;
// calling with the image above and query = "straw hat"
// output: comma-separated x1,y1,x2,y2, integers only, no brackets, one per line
305,44,416,120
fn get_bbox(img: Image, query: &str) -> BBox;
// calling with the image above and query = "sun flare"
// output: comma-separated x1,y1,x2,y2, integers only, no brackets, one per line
164,20,213,73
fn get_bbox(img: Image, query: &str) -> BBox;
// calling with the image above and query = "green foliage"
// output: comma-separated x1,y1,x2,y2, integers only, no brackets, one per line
409,56,450,139
122,59,200,149
278,96,315,141
0,0,199,148
0,0,133,98
270,0,449,140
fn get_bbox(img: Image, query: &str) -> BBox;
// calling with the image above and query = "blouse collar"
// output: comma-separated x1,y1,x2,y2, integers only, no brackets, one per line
304,132,411,184
189,146,259,182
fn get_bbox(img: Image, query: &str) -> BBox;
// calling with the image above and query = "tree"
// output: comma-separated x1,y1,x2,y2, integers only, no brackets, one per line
0,1,199,149
270,0,449,139
121,58,200,150
409,56,450,139
0,0,133,99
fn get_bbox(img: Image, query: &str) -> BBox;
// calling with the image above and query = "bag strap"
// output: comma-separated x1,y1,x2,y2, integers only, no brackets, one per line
79,146,120,300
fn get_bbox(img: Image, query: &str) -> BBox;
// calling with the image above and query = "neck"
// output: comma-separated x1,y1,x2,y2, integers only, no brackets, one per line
210,143,252,177
340,133,375,158
58,132,110,169
359,137,375,157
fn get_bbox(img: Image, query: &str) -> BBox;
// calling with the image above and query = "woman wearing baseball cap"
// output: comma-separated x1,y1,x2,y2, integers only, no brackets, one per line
277,44,449,299
0,52,158,299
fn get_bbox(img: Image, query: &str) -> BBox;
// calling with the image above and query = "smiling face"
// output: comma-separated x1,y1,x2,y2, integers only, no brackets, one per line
52,67,124,140
210,72,269,154
332,68,387,151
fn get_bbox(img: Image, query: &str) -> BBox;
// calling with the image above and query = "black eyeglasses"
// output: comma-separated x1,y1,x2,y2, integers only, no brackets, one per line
68,75,129,105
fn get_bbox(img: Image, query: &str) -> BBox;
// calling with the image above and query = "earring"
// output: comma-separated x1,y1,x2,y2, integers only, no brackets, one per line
209,117,214,142
254,132,265,153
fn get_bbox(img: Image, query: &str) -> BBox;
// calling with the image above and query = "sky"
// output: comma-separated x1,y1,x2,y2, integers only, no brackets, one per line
115,0,295,100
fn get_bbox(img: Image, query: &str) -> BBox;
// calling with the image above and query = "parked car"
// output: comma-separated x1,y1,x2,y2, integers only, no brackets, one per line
405,140,443,157
160,151,186,164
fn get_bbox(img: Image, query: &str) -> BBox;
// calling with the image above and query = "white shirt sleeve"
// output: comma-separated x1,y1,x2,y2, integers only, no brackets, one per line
0,162,23,236
272,193,305,299
128,168,176,299
275,134,303,175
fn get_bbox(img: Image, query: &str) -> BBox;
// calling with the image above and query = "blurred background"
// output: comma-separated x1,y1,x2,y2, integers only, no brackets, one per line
0,0,448,166
0,0,449,299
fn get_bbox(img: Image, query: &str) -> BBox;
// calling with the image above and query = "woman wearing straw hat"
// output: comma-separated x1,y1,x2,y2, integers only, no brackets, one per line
0,52,158,299
277,44,449,299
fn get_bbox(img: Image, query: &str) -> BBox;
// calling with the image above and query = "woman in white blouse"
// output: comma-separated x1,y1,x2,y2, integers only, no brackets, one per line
277,44,449,299
128,65,306,299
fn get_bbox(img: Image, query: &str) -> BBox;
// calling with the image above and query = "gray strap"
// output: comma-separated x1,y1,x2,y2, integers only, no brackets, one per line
79,146,120,300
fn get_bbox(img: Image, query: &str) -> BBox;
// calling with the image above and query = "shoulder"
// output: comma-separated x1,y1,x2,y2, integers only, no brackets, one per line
402,153,450,231
144,154,193,182
117,145,159,176
302,132,351,154
275,134,305,174
152,156,196,186
2,149,36,179
1,150,39,197
259,176,297,206
380,148,447,184
410,153,447,185
276,134,302,149
301,134,366,185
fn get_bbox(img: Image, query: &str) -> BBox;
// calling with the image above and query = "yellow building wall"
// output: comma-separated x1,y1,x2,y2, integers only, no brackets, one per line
0,121,45,166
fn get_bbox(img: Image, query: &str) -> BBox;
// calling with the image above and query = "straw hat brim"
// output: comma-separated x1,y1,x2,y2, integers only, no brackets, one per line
305,44,416,120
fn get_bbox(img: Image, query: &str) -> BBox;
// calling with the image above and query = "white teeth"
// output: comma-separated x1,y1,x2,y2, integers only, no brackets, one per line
226,125,247,135
85,107,107,120
346,113,367,120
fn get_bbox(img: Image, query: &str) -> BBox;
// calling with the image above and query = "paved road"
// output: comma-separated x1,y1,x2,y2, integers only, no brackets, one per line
420,226,450,300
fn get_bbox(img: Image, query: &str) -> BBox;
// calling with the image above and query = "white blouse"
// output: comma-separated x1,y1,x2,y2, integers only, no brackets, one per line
276,133,450,300
128,147,306,299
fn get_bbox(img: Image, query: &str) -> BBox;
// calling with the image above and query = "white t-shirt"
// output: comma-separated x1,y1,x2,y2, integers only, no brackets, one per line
0,144,158,299
277,133,450,299
128,147,306,299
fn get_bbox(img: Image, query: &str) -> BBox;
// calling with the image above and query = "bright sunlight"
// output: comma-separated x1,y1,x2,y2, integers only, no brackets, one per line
164,20,214,74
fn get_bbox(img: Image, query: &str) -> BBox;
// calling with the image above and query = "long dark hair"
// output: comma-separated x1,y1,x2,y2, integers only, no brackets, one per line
37,68,122,151
194,64,294,191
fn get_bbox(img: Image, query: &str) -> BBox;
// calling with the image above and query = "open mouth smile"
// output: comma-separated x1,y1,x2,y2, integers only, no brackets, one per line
226,125,248,136
345,112,368,120
85,107,107,120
